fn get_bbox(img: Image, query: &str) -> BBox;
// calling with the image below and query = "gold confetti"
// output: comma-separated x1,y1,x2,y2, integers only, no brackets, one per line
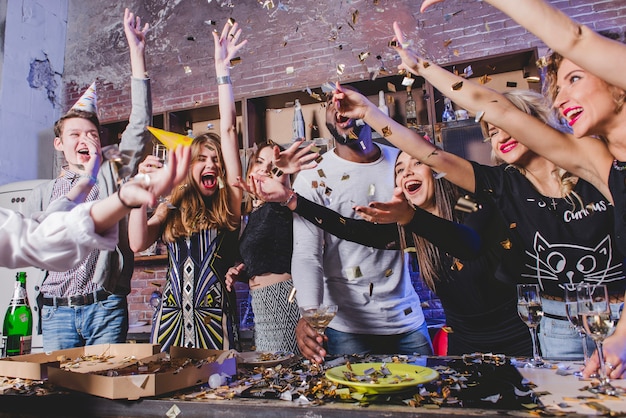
451,81,463,91
324,186,333,196
341,173,350,180
536,56,548,68
282,41,287,47
345,266,363,280
368,184,376,196
317,169,326,178
229,57,242,67
384,269,393,277
337,64,346,75
453,49,460,56
227,17,236,26
422,61,430,69
369,282,374,296
479,74,492,85
310,145,321,153
485,22,490,32
348,130,358,140
315,217,323,224
287,287,297,303
311,180,318,188
339,217,346,224
309,91,321,101
451,260,464,271
143,269,155,274
315,155,324,164
320,181,326,188
398,68,406,76
184,66,192,75
351,10,359,25
443,39,452,47
474,110,485,123
217,177,225,189
387,82,396,92
286,66,294,74
509,222,517,229
358,52,370,62
382,126,392,137
402,77,415,87
454,195,480,213
388,40,398,48
500,239,512,250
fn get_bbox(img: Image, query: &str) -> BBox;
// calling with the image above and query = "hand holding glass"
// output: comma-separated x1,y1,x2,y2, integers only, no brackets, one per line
299,305,338,336
152,143,174,208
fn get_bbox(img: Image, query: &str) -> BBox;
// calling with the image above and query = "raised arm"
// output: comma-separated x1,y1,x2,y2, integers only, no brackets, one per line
389,22,613,200
332,84,477,193
213,21,247,219
422,0,626,92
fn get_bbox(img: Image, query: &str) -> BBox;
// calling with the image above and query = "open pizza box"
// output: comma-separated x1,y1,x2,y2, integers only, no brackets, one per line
46,344,237,400
0,343,160,380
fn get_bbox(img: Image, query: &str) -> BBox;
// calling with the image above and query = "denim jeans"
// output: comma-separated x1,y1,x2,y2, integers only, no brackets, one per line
41,294,128,352
326,321,433,356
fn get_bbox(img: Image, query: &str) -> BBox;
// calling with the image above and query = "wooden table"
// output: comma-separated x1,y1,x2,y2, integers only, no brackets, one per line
0,358,624,417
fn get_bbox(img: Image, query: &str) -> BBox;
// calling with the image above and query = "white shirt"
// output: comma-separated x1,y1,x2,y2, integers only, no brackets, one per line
0,199,117,271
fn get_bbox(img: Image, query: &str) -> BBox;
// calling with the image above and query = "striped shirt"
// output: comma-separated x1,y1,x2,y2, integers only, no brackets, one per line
40,169,101,297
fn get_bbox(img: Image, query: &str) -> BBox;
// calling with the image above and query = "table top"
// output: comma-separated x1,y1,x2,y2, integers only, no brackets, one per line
0,355,624,417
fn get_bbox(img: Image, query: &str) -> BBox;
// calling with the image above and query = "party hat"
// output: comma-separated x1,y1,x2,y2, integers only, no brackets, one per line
71,81,98,114
147,126,194,149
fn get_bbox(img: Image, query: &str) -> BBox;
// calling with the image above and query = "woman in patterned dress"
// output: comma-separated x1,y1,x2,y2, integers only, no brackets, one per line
128,20,246,352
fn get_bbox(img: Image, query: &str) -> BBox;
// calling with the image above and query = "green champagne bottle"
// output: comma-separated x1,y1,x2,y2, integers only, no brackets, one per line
2,272,32,356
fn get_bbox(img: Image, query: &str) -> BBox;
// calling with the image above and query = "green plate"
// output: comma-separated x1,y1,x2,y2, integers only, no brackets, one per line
325,362,439,394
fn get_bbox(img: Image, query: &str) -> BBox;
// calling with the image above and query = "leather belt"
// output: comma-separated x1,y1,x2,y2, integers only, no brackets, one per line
42,289,111,307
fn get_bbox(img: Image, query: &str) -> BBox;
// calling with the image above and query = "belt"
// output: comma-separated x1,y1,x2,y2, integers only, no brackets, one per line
542,312,568,321
42,289,111,307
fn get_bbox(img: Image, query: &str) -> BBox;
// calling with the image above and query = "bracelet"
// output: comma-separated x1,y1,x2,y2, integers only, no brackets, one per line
117,185,141,209
80,174,98,184
216,75,232,85
280,190,297,207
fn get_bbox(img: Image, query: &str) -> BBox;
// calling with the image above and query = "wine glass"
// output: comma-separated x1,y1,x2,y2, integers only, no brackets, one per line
564,284,590,365
578,283,620,394
299,304,338,336
517,284,544,367
151,143,175,208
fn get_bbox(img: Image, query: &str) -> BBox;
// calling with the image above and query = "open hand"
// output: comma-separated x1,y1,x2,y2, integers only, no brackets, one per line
354,187,415,225
272,139,319,175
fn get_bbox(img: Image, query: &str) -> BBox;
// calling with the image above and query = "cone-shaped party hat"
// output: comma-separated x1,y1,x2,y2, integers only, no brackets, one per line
147,126,194,149
71,81,98,114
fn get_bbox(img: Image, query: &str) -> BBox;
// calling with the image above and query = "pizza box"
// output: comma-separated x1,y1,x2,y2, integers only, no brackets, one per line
47,345,237,400
0,343,160,380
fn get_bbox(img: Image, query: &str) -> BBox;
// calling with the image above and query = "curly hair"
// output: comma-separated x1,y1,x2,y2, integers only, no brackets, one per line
162,132,238,242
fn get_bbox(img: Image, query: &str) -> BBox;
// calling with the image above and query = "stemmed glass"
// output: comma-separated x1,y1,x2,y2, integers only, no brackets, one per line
564,284,590,365
577,283,620,394
152,143,174,208
299,304,338,336
517,284,544,367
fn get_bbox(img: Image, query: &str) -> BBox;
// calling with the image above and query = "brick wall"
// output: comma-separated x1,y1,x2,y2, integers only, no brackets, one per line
63,1,626,122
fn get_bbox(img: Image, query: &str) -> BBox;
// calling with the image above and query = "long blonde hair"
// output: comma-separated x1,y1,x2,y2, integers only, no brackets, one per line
481,89,580,205
162,133,238,242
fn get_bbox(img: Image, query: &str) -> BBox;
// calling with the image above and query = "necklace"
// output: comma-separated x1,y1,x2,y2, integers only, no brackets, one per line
613,159,626,171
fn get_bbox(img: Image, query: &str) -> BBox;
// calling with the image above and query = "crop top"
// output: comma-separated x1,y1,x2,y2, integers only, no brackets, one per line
239,202,293,279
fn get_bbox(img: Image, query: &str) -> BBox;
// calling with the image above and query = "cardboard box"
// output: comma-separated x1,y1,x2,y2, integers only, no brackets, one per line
47,345,236,400
0,343,159,380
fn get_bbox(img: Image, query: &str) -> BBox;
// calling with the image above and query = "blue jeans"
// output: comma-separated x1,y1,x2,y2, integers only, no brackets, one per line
41,294,128,352
326,321,433,356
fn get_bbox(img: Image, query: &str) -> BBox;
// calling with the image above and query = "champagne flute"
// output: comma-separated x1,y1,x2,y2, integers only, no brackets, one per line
517,284,544,367
578,283,619,394
299,304,338,336
564,284,590,365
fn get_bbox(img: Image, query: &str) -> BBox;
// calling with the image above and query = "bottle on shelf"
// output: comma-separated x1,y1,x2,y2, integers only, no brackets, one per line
441,97,456,122
2,272,32,356
292,98,305,141
378,90,389,116
405,87,418,129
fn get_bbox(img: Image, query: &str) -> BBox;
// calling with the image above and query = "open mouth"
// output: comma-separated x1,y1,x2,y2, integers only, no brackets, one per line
335,114,351,128
563,107,583,127
201,173,217,189
499,141,517,153
405,180,422,193
78,148,90,156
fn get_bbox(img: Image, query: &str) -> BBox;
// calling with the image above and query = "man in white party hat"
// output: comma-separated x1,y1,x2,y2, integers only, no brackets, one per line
23,8,153,351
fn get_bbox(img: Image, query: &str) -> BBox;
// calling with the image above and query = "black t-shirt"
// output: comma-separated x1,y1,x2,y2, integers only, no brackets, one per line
473,162,626,297
608,165,626,256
